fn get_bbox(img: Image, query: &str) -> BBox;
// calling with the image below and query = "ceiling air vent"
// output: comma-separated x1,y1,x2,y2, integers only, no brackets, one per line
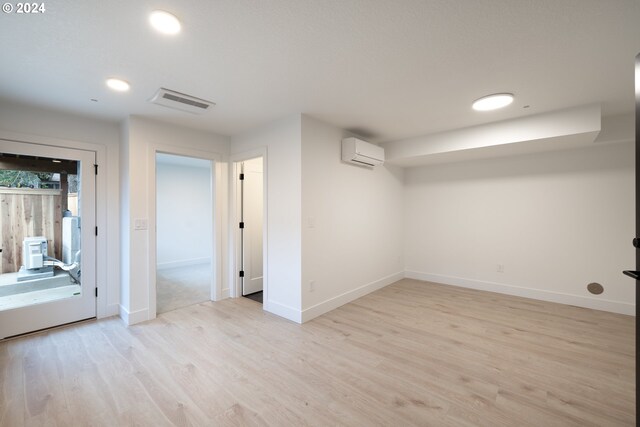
149,88,215,114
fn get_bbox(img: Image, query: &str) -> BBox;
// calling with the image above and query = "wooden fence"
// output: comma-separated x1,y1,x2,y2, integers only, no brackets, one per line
0,189,62,274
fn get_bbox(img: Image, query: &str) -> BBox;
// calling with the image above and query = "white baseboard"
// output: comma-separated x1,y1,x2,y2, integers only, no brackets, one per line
265,300,302,324
119,305,149,325
157,258,210,270
301,271,405,323
405,271,635,316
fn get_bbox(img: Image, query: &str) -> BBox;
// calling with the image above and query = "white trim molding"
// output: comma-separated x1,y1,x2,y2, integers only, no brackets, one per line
405,271,635,316
266,300,302,323
301,271,405,323
119,305,149,326
229,148,268,306
0,131,112,321
147,143,224,321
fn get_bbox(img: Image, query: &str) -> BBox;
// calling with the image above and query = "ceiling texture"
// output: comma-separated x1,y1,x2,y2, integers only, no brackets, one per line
0,0,639,142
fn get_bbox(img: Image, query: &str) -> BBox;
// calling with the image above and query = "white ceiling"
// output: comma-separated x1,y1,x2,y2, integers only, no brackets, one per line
0,0,639,142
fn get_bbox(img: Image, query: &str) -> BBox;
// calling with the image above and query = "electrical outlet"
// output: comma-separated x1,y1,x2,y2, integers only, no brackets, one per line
497,264,504,273
309,280,316,292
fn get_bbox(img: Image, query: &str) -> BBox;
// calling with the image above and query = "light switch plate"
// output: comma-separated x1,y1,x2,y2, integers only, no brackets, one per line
134,219,148,230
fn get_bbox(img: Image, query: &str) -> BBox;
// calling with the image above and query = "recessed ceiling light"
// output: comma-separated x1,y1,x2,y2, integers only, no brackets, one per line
106,78,130,92
149,10,181,35
472,93,514,111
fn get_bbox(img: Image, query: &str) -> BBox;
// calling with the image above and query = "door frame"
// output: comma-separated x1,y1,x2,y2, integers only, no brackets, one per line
147,143,223,319
634,52,639,417
0,130,109,319
230,148,268,307
0,138,97,338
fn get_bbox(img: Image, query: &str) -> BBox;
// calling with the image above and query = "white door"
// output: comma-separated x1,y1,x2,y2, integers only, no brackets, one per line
242,157,263,296
0,140,96,339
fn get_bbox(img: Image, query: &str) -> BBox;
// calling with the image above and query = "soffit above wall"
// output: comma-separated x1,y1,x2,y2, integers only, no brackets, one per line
380,104,634,167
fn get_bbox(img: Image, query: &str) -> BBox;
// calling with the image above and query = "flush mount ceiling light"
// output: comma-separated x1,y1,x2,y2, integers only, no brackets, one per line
106,78,130,92
149,10,181,35
472,93,514,111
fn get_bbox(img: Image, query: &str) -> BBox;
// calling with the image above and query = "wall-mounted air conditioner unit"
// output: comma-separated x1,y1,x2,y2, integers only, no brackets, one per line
341,137,385,167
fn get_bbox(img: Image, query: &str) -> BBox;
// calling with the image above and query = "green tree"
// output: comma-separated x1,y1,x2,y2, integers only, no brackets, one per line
0,170,53,188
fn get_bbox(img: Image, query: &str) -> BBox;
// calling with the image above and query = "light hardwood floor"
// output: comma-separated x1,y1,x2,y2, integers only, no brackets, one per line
0,279,635,426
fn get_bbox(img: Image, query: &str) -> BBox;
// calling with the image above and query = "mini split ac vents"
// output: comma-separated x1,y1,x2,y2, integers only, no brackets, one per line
149,88,215,114
341,137,385,167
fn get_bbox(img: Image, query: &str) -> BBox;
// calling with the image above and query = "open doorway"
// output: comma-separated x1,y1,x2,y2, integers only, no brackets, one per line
237,157,264,304
155,153,213,314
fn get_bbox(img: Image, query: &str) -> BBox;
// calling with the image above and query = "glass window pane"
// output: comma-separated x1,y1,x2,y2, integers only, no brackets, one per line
0,153,82,311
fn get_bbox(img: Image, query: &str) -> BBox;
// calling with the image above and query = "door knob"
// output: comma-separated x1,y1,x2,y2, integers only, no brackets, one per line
633,237,640,248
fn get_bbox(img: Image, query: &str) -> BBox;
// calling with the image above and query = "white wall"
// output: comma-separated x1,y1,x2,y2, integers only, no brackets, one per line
0,98,121,318
301,116,405,321
120,116,229,324
3,98,630,326
231,114,302,322
404,142,635,315
156,161,212,268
